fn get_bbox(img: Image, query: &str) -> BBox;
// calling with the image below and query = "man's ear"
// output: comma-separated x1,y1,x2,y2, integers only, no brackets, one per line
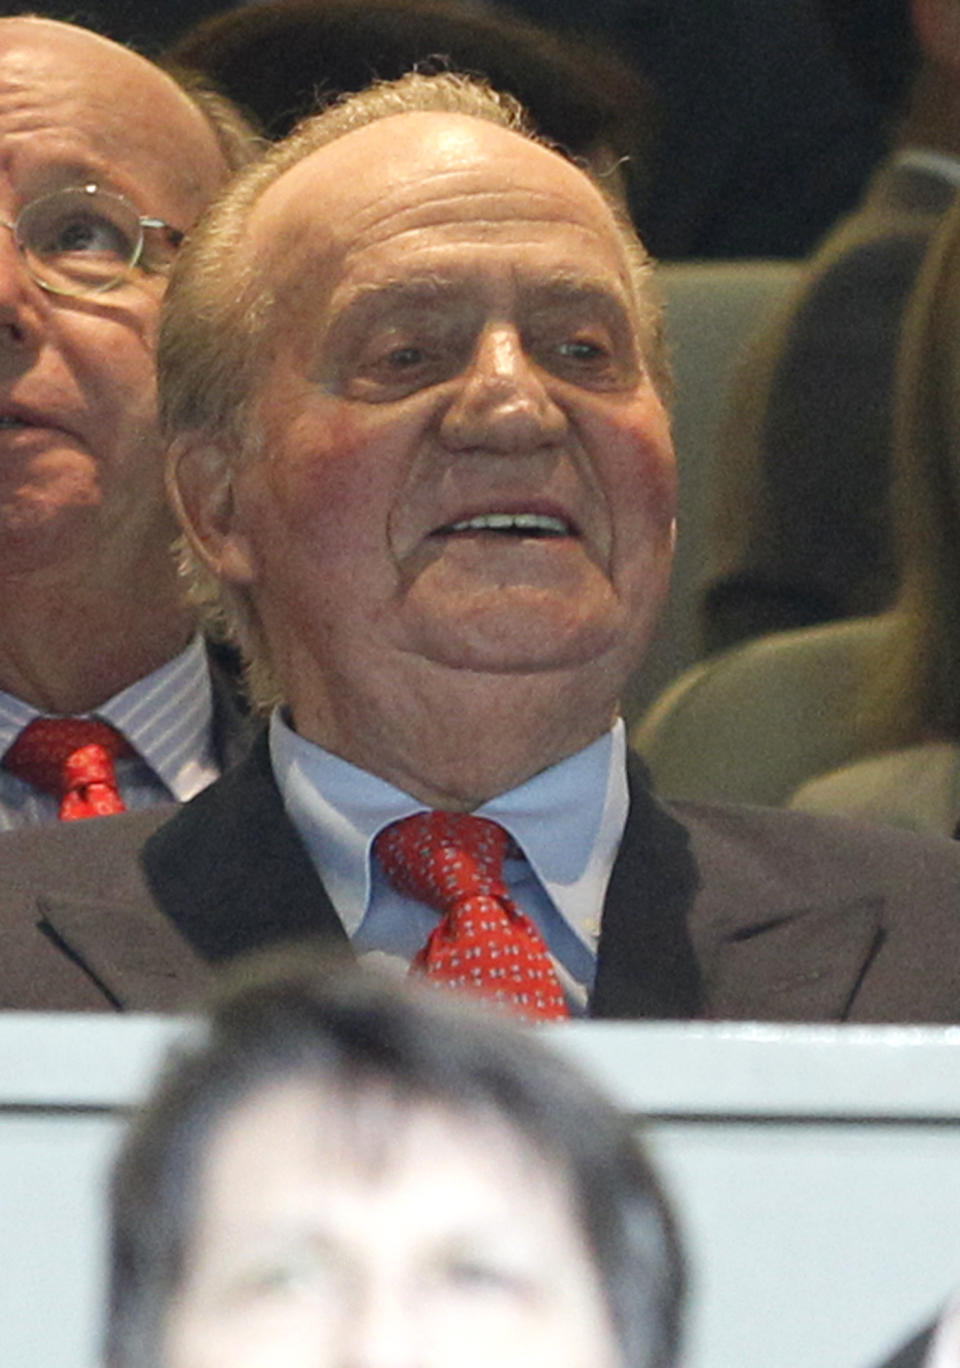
166,437,258,584
913,0,960,72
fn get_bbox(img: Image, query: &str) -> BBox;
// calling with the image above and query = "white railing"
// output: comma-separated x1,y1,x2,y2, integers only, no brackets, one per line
3,1016,960,1368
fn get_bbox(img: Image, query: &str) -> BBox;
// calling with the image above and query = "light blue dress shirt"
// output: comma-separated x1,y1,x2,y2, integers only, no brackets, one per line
269,712,630,1011
0,634,220,832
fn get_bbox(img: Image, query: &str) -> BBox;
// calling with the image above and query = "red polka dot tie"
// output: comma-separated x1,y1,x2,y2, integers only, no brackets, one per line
375,811,569,1023
2,716,134,820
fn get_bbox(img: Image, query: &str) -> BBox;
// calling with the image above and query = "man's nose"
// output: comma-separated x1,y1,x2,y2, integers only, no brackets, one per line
440,325,567,453
0,224,41,359
340,1279,423,1368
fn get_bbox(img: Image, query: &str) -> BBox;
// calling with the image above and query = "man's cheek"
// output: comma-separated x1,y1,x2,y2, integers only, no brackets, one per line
611,429,676,541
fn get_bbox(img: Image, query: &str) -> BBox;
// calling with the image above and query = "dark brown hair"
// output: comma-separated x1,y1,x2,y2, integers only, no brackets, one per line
107,952,684,1368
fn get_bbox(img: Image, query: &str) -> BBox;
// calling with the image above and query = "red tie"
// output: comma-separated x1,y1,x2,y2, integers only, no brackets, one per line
375,811,569,1023
2,716,134,820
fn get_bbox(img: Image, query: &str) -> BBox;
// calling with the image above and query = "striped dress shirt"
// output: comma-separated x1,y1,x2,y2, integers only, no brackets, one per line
0,634,220,832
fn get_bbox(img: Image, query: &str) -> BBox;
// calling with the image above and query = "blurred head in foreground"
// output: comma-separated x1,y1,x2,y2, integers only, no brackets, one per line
106,953,684,1368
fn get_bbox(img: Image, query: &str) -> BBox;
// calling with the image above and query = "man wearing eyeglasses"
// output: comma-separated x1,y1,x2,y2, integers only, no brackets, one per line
0,16,256,833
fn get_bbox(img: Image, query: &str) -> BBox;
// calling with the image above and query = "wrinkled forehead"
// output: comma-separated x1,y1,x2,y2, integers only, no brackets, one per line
245,111,637,301
0,16,226,206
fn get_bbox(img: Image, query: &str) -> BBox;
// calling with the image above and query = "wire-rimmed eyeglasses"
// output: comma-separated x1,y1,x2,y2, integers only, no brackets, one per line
0,183,185,298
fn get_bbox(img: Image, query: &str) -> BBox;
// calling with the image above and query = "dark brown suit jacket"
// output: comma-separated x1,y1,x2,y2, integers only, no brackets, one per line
872,1324,935,1368
2,734,960,1019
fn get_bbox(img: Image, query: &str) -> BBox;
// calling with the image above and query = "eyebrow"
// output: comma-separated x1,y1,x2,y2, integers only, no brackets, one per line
333,274,469,320
332,270,635,327
15,159,132,206
519,273,636,322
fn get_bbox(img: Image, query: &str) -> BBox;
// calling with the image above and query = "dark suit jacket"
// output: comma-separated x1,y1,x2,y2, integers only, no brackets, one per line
704,157,958,651
872,1324,935,1368
206,638,254,772
3,733,960,1018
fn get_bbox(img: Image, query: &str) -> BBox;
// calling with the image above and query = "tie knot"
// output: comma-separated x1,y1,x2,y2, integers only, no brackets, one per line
375,811,512,912
3,716,133,800
375,810,568,1022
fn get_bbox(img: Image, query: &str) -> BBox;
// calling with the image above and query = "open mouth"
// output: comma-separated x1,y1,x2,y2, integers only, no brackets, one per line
0,416,29,430
434,512,575,539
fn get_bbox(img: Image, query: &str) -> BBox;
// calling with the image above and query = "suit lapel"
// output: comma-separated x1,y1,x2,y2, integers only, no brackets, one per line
10,725,341,1009
38,890,211,1011
591,752,703,1018
0,804,200,1010
592,754,886,1021
8,640,252,1010
669,802,885,1020
141,730,349,961
696,892,884,1020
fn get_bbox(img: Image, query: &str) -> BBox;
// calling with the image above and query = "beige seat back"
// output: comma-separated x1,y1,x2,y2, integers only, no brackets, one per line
624,259,803,720
630,615,893,806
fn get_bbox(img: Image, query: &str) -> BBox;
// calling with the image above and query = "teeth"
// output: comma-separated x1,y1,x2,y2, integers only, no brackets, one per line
446,513,570,535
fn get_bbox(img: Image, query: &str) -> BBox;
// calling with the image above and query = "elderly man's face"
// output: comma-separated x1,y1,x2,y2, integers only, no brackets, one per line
164,1078,621,1368
0,19,225,579
214,114,675,735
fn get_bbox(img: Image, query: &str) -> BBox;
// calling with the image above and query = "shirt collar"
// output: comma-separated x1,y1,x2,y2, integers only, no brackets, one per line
269,710,629,942
0,634,215,801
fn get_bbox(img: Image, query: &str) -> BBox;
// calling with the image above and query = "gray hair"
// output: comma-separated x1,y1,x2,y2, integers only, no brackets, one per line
158,70,666,706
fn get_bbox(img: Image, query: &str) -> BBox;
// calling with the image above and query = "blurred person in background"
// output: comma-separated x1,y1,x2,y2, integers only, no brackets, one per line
106,953,685,1368
790,195,960,839
165,0,653,219
33,0,876,261
0,16,257,832
496,0,887,260
704,0,960,652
